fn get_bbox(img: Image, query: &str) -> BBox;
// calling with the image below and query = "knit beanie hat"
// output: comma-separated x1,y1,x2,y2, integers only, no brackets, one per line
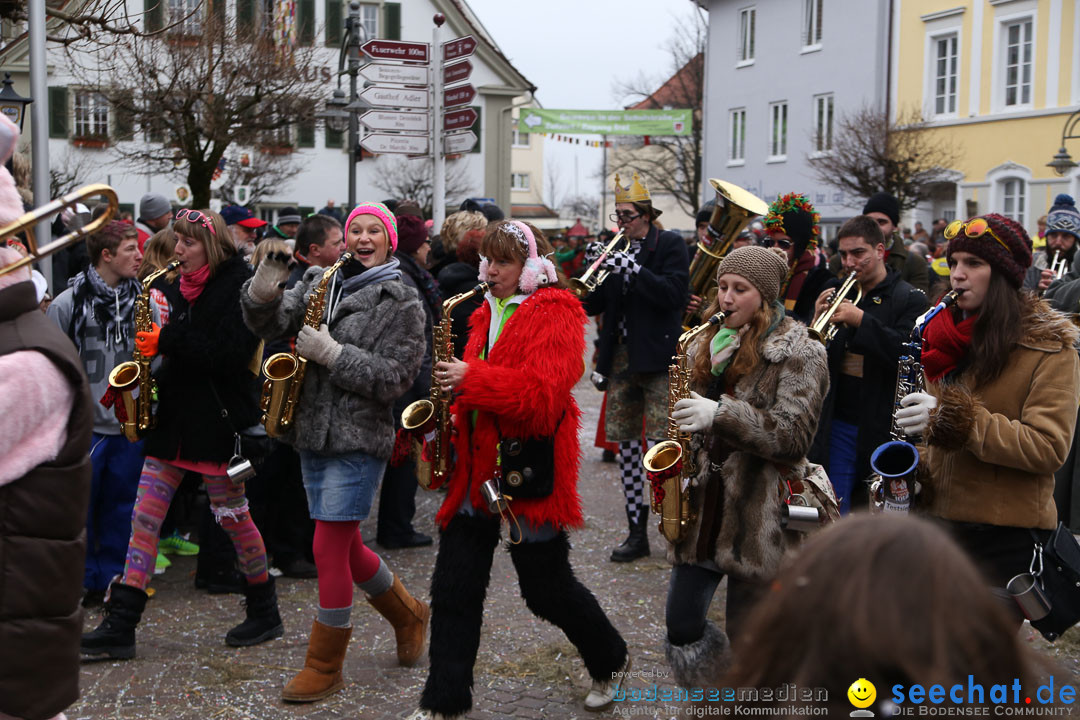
277,206,302,225
1046,194,1080,242
716,245,790,305
345,202,398,252
946,213,1032,288
764,193,820,258
396,214,429,255
863,192,900,226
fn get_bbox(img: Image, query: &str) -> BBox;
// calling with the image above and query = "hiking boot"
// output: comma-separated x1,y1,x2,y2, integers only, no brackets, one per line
81,582,148,660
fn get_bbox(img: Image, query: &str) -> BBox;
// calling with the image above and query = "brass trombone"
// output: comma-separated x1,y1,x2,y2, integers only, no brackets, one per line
0,183,119,277
808,271,862,345
567,231,628,298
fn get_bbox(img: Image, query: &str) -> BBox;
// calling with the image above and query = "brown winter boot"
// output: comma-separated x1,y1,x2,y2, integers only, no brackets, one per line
281,620,352,703
367,574,430,666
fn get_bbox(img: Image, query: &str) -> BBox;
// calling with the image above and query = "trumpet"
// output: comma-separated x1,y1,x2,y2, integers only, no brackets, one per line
808,271,862,345
0,183,119,277
1051,249,1069,280
567,231,628,298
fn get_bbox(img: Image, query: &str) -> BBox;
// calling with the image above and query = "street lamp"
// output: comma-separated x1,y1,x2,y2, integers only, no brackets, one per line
0,73,32,132
317,88,351,134
1048,108,1080,176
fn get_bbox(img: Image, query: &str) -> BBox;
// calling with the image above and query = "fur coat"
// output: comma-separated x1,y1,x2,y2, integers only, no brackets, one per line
435,287,586,531
667,315,829,580
923,295,1080,530
241,265,426,459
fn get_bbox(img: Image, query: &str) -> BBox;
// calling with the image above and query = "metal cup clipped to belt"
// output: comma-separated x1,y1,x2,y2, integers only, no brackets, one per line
1007,541,1052,622
227,433,256,484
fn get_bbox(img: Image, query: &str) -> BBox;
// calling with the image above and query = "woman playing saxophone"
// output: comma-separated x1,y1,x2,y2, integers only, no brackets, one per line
660,245,828,690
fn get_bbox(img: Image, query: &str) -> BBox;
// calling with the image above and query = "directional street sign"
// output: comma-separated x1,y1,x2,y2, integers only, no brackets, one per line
443,84,476,108
360,86,430,109
361,39,430,63
442,35,477,62
443,107,477,131
359,62,430,86
443,130,477,154
443,59,473,85
361,110,430,132
361,133,430,155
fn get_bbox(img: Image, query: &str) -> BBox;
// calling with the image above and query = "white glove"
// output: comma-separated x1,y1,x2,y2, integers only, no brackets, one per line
895,392,938,437
248,250,292,303
296,323,342,367
672,391,719,433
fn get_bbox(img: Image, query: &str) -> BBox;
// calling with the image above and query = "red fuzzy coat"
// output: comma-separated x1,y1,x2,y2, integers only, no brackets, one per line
434,287,586,531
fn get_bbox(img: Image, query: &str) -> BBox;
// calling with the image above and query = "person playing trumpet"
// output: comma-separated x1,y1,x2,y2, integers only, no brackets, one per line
1024,194,1080,293
662,245,828,689
806,215,927,513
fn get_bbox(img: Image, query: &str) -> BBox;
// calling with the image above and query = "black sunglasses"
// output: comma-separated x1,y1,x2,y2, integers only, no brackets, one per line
762,237,792,250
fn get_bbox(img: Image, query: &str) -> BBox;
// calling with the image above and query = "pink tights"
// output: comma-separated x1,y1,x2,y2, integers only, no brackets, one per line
312,519,383,609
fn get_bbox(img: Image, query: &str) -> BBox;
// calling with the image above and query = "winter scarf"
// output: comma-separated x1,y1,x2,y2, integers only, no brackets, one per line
67,266,140,350
781,250,818,311
710,327,740,375
922,309,976,382
325,256,403,322
179,263,211,303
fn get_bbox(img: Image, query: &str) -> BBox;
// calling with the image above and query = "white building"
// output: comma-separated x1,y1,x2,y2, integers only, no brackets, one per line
1,0,534,222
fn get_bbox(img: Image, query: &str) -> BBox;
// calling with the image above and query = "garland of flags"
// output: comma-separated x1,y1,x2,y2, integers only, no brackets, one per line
535,134,657,147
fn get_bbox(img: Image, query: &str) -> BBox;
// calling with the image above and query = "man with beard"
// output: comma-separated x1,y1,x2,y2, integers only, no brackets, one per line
1025,194,1080,293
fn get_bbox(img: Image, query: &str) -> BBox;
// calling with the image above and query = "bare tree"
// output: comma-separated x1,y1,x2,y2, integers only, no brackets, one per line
372,156,478,218
545,161,563,212
63,10,322,208
47,150,93,199
4,0,202,46
216,148,308,206
611,10,705,218
560,195,599,223
806,106,963,212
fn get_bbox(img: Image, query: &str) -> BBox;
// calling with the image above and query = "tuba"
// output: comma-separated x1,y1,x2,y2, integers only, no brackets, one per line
683,179,769,327
642,311,725,543
807,271,863,346
869,289,962,513
567,232,627,298
107,260,180,442
260,252,352,438
402,282,491,489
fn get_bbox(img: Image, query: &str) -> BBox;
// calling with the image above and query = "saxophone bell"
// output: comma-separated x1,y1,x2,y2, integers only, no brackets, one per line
259,352,301,438
106,361,141,442
402,399,436,437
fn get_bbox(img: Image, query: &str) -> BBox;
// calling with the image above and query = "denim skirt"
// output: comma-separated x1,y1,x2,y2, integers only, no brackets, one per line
299,449,386,521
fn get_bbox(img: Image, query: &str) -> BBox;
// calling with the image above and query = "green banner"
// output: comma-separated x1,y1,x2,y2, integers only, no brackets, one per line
518,108,692,136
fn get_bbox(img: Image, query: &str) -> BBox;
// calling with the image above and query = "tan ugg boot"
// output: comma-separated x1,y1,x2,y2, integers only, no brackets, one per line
281,620,352,703
367,574,430,666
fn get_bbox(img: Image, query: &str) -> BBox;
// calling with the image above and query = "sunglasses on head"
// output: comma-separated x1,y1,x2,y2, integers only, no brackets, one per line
943,217,1008,252
762,237,792,250
175,208,217,235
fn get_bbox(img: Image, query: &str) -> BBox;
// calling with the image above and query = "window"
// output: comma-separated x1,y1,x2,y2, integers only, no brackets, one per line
359,3,378,40
768,101,787,160
933,33,959,116
73,91,108,138
511,173,530,191
813,94,833,153
512,127,530,148
729,108,746,163
738,7,755,64
803,0,823,48
1003,19,1033,107
1001,178,1026,226
169,0,200,34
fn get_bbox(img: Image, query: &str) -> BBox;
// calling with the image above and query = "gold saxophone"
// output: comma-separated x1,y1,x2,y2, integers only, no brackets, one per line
260,253,352,438
402,282,491,489
107,260,180,442
642,311,726,543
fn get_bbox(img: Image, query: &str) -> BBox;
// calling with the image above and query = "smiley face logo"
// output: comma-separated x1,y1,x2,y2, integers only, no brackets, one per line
848,678,877,709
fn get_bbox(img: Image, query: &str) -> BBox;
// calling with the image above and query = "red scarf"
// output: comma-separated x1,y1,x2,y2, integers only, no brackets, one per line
921,309,976,382
179,264,211,303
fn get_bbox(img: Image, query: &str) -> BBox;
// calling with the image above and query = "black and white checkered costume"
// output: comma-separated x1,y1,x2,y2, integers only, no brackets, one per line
617,439,647,524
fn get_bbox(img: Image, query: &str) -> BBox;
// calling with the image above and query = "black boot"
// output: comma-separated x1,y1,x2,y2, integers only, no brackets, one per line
610,510,650,563
81,582,148,660
225,577,284,647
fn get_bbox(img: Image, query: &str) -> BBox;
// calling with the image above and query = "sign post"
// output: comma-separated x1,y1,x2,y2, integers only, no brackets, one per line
432,14,446,229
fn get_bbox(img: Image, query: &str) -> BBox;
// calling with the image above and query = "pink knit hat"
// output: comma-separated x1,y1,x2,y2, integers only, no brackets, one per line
345,201,398,252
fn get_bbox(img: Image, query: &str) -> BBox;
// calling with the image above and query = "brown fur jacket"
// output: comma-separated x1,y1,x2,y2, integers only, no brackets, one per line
923,295,1080,529
667,315,829,580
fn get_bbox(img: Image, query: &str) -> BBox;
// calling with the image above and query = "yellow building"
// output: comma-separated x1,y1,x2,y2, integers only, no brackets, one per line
894,0,1079,235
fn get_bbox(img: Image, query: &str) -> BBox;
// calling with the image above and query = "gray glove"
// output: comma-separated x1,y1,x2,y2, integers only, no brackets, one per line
296,323,342,367
248,251,292,303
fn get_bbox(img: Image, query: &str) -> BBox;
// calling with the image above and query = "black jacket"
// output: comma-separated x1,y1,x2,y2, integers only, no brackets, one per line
584,225,690,376
145,255,262,463
808,268,927,505
287,258,311,290
396,252,439,407
791,262,840,326
437,260,483,359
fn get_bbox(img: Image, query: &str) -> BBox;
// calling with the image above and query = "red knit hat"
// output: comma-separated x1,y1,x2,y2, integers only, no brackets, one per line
945,213,1032,288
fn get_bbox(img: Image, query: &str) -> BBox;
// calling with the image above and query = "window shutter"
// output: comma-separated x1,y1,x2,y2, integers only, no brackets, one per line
469,105,480,154
236,0,255,37
113,92,135,141
297,118,315,147
210,0,225,29
325,0,341,45
144,0,164,32
383,2,400,40
326,126,344,148
48,86,68,138
297,0,314,45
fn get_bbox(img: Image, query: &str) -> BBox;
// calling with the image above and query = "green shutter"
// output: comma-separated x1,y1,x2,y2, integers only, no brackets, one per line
210,0,225,29
297,118,315,148
297,0,314,45
144,0,164,32
326,126,344,148
383,2,400,40
48,86,68,138
325,0,341,45
470,104,480,154
236,0,255,37
298,206,315,218
113,93,135,141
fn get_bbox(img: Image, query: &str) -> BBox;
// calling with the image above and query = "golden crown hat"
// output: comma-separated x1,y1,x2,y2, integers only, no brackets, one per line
614,172,651,204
